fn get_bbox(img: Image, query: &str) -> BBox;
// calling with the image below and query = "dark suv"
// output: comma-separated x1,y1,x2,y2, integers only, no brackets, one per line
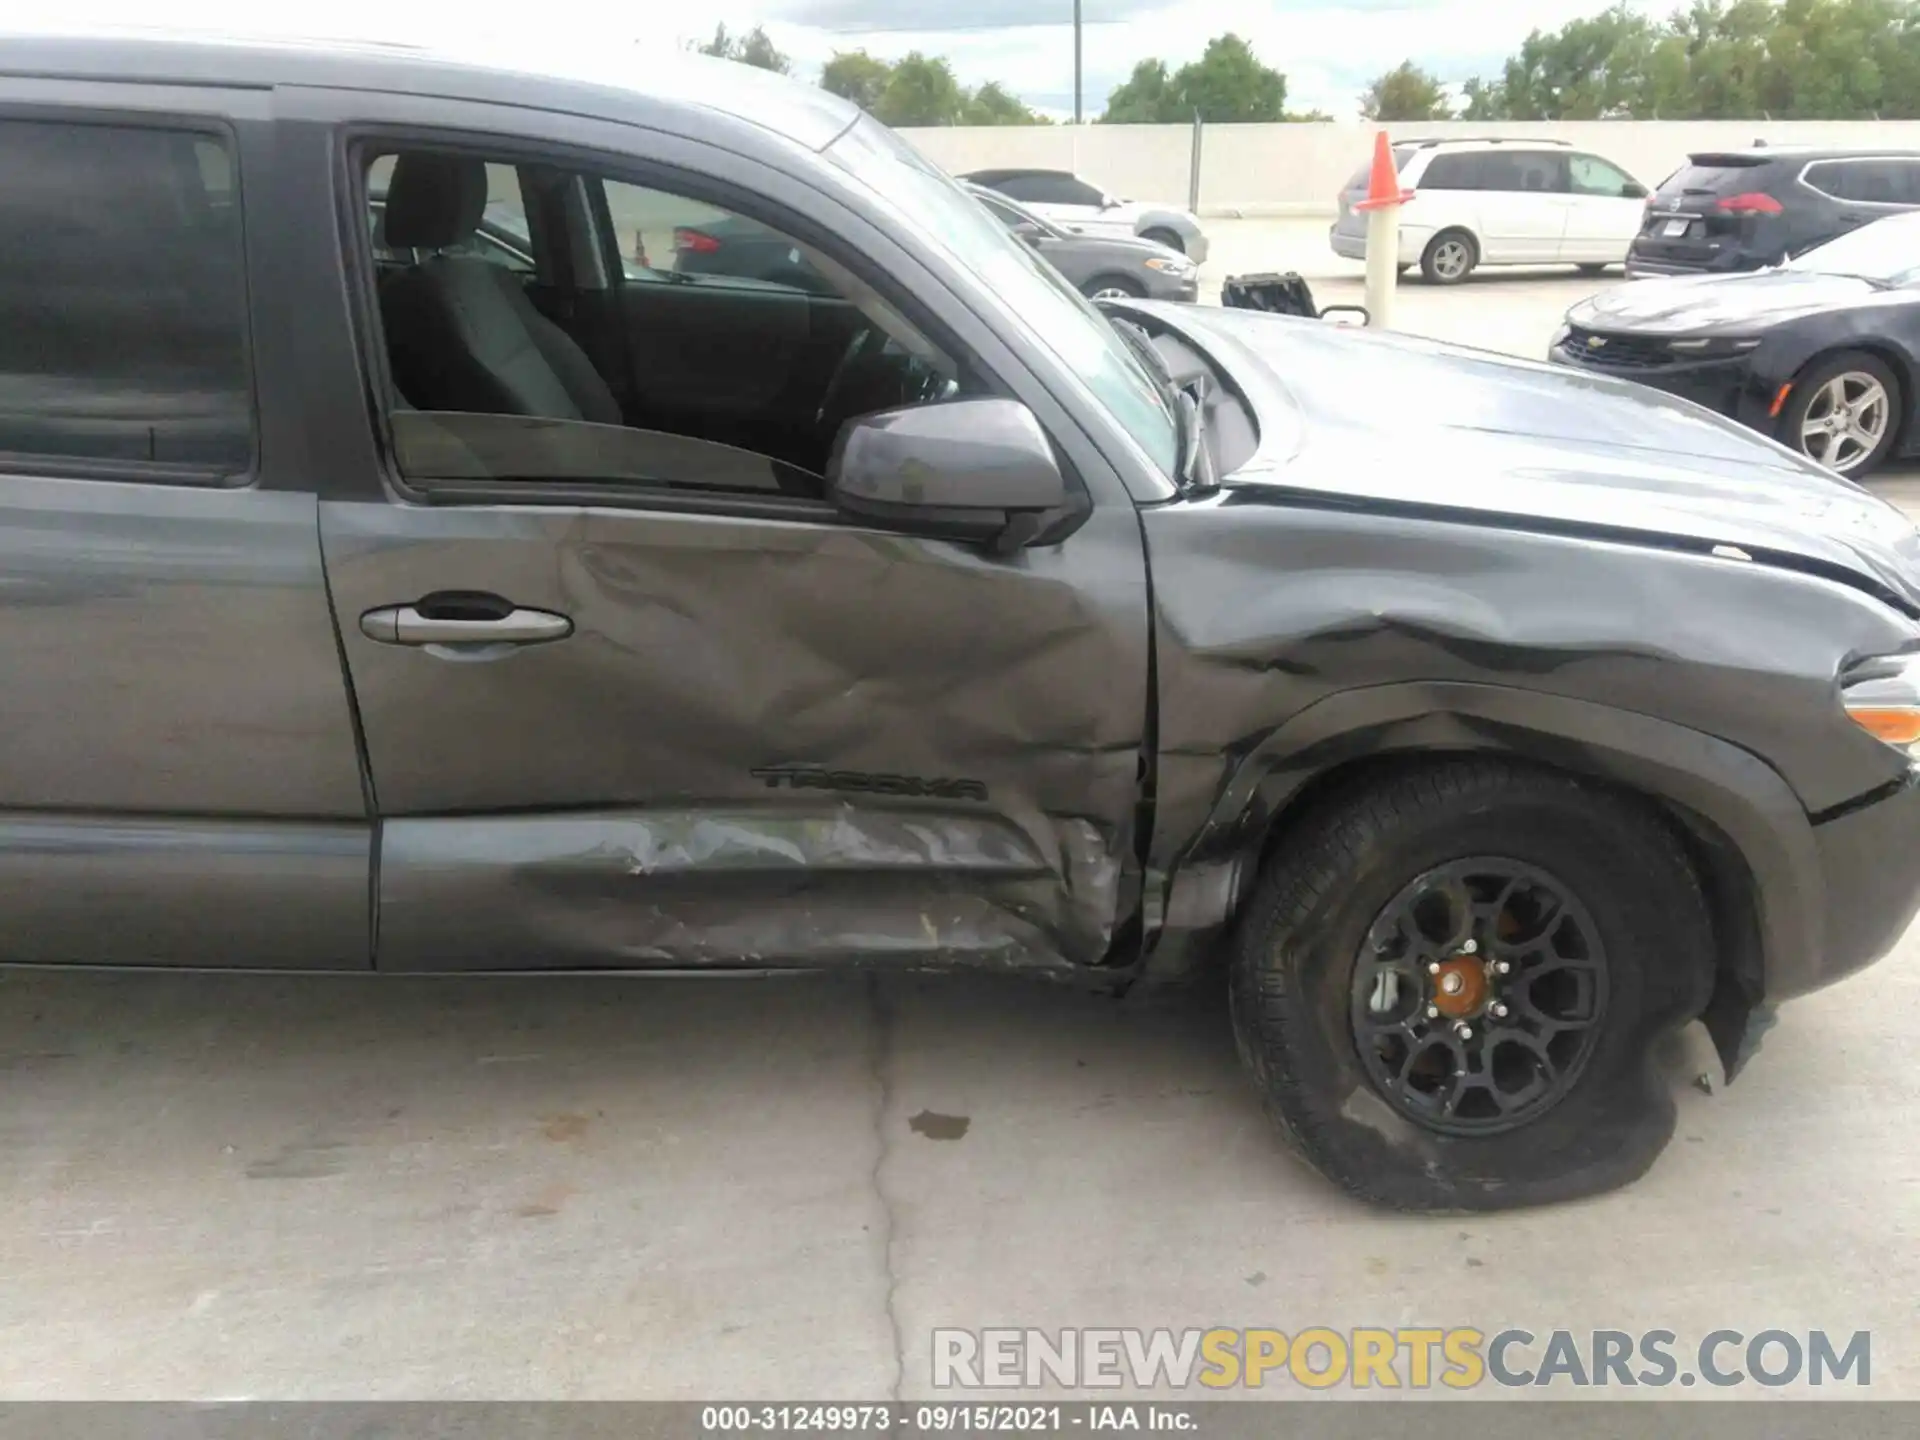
4,32,1920,1213
1628,146,1920,276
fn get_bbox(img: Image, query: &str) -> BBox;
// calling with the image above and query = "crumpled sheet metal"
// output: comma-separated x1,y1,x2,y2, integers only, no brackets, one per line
377,805,1121,972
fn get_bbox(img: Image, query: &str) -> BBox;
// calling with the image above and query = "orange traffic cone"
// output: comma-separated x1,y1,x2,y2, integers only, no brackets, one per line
1353,130,1414,212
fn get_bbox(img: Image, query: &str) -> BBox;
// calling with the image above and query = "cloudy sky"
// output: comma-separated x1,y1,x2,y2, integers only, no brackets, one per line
42,0,1654,119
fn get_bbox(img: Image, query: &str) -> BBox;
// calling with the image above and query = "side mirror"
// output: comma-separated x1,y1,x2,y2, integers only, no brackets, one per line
827,398,1069,551
1622,181,1648,199
1012,221,1045,248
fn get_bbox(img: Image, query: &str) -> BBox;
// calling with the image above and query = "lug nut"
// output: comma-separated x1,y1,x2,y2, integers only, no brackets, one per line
1427,961,1441,975
1455,1023,1474,1041
1490,1002,1509,1019
1462,939,1478,954
1494,960,1512,975
1426,1005,1440,1019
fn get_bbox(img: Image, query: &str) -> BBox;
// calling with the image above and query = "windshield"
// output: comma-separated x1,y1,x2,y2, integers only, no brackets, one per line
1787,214,1920,284
826,117,1180,479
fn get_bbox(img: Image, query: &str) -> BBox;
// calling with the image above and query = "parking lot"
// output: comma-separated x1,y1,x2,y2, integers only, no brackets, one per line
5,216,1919,1402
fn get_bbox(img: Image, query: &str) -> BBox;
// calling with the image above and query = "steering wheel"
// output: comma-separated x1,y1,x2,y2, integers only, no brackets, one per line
815,326,891,438
814,327,957,448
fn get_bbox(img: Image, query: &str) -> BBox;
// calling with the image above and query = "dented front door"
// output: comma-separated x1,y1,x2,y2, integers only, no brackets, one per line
321,498,1151,973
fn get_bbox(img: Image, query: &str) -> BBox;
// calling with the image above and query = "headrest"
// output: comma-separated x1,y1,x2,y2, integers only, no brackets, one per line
382,153,488,250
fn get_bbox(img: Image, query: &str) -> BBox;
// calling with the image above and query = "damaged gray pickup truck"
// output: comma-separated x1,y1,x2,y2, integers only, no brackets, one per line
8,32,1920,1211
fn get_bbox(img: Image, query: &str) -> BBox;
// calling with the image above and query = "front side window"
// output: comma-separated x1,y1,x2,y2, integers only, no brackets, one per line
0,120,251,478
1055,175,1110,207
825,117,1179,479
363,146,969,499
1570,154,1634,197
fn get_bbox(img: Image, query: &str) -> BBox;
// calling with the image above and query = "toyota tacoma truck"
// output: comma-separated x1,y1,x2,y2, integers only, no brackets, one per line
3,32,1919,1210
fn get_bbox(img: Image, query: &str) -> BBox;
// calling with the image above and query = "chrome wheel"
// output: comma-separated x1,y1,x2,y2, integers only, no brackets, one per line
1350,858,1608,1136
1429,237,1472,282
1090,285,1136,300
1800,371,1890,472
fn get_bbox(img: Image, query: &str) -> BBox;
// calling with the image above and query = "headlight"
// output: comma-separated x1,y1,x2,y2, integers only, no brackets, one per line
1842,652,1920,754
1666,336,1764,354
1144,256,1194,275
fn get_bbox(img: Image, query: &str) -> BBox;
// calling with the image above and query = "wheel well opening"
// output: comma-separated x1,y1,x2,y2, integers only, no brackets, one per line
1240,750,1761,1062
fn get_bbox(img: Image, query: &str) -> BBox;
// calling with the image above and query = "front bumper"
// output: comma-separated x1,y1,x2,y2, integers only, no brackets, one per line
1802,769,1920,999
1547,340,1771,428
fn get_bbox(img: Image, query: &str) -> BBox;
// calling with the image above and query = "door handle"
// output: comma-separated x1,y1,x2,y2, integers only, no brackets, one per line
359,596,573,647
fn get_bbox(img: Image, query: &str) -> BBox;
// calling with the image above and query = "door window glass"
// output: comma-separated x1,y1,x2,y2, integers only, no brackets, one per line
1807,159,1919,204
0,120,252,478
362,147,967,501
1570,154,1635,197
1479,150,1570,194
1419,153,1483,190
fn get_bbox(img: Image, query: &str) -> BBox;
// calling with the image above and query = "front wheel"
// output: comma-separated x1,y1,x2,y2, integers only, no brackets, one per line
1084,275,1145,301
1229,759,1712,1211
1780,350,1901,478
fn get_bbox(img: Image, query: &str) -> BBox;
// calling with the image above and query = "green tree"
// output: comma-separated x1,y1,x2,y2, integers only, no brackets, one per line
1101,59,1181,122
1100,34,1288,122
820,50,893,111
1360,61,1454,120
1459,76,1510,119
873,52,969,126
695,23,791,75
1466,0,1920,119
1173,33,1288,122
966,81,1048,125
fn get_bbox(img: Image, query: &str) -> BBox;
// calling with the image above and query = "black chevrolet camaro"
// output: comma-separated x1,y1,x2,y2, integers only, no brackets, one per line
1552,211,1920,477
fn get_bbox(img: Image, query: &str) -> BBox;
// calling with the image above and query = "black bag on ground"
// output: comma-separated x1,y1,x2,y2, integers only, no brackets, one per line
1220,271,1321,316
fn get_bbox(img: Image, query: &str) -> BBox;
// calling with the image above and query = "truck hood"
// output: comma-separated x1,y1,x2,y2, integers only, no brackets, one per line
1153,304,1920,613
1567,268,1890,336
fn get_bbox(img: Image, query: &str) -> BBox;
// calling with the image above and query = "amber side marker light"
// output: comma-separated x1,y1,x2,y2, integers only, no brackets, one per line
1844,705,1920,747
1768,383,1794,418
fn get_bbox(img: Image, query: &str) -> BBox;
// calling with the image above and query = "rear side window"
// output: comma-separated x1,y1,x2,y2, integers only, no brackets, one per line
1803,158,1920,205
1347,146,1419,191
1420,153,1484,190
0,119,251,480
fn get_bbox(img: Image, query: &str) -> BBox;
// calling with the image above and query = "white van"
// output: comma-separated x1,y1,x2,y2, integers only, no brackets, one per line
1330,138,1650,283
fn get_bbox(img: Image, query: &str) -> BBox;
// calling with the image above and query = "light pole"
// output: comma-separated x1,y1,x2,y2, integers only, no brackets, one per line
1073,0,1083,124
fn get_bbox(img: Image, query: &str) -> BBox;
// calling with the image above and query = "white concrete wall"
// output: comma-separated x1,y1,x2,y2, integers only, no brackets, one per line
898,120,1920,216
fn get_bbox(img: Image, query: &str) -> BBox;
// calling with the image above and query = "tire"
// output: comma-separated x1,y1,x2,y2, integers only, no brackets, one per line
1419,230,1477,284
1141,227,1185,255
1084,274,1145,301
1577,263,1609,277
1778,349,1902,478
1228,758,1713,1212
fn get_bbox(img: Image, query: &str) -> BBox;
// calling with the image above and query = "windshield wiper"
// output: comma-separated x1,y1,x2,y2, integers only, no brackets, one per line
1110,316,1210,490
